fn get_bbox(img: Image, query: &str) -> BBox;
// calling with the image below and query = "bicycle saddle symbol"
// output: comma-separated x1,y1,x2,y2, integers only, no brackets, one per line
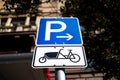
39,49,80,63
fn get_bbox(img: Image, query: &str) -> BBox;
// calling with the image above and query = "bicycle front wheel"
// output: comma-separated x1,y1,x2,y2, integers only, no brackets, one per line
70,54,80,63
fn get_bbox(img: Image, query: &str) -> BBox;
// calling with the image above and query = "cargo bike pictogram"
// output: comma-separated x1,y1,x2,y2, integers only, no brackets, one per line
39,49,80,63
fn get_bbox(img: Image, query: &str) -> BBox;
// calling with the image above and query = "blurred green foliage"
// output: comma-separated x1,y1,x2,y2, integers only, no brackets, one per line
3,0,41,13
61,0,120,79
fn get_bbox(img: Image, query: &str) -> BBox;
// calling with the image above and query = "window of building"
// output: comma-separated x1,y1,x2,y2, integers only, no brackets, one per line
0,18,7,27
11,17,26,26
0,34,35,54
30,17,36,25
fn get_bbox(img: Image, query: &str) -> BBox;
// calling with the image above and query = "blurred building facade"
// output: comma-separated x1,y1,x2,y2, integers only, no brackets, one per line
0,0,104,80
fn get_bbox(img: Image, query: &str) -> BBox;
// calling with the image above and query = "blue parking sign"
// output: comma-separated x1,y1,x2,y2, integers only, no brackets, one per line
36,17,83,46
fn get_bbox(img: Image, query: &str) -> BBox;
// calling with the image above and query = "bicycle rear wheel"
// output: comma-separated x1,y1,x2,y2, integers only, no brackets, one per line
39,57,47,63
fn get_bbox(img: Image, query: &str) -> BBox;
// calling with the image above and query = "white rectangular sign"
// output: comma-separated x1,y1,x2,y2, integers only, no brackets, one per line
32,46,87,68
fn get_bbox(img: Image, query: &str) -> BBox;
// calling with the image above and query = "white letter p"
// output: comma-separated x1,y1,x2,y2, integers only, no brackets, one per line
45,21,66,41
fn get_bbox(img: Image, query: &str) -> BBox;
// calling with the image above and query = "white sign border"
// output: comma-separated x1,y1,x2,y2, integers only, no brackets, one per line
32,46,87,68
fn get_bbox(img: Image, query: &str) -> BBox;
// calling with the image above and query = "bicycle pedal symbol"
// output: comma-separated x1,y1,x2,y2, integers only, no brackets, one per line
39,49,80,63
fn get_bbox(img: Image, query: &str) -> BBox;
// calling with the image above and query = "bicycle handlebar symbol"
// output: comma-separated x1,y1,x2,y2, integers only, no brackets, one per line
39,49,80,63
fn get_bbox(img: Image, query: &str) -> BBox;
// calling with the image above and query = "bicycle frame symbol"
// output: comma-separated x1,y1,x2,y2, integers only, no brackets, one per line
39,49,80,63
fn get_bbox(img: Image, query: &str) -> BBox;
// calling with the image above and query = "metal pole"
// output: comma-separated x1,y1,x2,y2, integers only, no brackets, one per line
55,0,66,80
55,68,66,80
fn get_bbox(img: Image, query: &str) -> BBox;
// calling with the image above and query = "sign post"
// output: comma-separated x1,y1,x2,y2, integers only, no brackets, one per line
55,0,65,79
32,17,87,80
55,68,66,80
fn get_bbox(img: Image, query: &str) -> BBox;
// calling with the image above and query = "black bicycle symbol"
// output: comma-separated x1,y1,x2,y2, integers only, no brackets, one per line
39,49,80,63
